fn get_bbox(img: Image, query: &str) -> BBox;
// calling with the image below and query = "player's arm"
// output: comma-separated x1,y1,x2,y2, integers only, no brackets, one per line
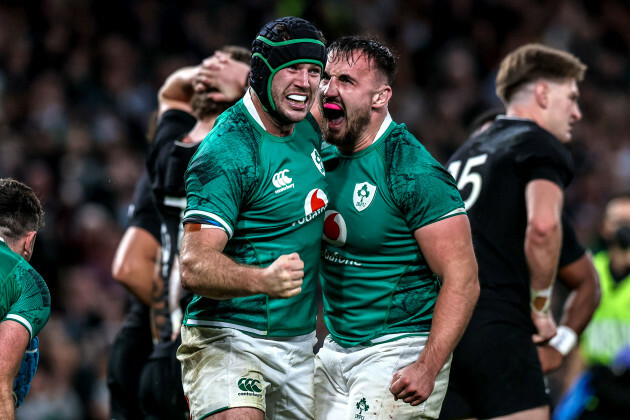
525,179,563,343
389,214,479,406
538,252,601,373
168,255,183,340
179,224,305,300
111,226,161,306
195,51,250,104
158,65,198,117
0,321,30,419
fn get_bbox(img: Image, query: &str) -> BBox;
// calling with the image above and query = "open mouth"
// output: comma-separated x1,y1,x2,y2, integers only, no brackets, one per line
323,103,344,126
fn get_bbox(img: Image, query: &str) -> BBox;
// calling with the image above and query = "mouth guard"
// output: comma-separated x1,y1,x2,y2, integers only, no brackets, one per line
323,103,342,111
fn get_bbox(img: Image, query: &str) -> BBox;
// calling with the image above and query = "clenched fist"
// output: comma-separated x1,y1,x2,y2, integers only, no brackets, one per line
260,253,304,298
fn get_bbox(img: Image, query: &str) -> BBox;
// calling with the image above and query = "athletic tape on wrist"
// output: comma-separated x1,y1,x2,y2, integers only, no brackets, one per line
530,285,553,314
549,325,578,356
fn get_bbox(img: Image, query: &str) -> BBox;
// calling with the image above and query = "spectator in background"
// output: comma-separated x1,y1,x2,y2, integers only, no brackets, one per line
554,192,630,419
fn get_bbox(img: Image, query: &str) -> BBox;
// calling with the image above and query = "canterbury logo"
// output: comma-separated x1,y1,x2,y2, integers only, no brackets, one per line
272,169,292,188
238,378,262,393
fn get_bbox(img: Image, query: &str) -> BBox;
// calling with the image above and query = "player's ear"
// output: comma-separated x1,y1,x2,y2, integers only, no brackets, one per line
373,85,392,109
534,81,549,109
23,231,36,261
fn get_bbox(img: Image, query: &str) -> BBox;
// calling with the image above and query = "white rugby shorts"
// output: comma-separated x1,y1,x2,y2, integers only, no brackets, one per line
177,325,316,420
314,335,452,420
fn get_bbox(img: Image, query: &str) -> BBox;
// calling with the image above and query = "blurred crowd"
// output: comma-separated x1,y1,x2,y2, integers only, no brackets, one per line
0,0,628,418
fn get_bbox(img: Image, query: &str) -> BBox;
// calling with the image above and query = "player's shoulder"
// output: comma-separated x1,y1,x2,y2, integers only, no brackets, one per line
381,122,441,171
199,105,258,156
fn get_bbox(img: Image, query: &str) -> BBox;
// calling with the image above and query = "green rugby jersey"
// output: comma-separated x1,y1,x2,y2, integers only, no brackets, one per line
321,115,465,348
0,239,50,339
182,93,327,337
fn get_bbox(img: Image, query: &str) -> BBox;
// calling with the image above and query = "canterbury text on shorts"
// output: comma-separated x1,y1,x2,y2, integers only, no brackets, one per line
177,325,317,420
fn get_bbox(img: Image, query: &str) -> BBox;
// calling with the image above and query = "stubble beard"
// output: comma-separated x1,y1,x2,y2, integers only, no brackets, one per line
322,104,371,151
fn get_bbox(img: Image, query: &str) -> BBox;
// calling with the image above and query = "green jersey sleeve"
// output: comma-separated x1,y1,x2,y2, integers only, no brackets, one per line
4,260,51,339
386,126,465,231
183,110,260,237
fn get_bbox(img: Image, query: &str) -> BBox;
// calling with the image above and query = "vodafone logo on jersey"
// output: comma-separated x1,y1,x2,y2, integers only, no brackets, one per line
323,210,347,247
293,189,328,226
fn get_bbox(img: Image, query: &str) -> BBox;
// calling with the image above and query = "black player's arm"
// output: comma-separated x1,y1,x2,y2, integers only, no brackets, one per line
537,252,601,373
525,179,563,295
158,66,197,118
525,179,563,343
557,251,601,335
179,224,304,300
111,227,161,306
149,252,166,342
0,321,30,419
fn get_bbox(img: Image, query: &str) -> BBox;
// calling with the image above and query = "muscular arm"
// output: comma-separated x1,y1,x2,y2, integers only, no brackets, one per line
111,227,161,306
179,224,305,300
538,252,601,373
557,252,601,334
0,321,30,419
525,179,563,291
525,180,563,342
158,66,197,118
390,215,479,405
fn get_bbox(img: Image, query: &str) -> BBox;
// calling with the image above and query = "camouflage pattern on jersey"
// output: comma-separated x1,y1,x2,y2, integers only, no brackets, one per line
183,99,327,337
321,117,464,347
0,240,50,339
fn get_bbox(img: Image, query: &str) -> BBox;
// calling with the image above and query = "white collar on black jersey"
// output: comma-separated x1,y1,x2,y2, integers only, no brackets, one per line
243,88,266,129
496,115,533,123
373,113,393,144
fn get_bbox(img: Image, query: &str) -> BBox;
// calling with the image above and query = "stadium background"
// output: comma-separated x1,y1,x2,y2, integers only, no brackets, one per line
0,0,628,418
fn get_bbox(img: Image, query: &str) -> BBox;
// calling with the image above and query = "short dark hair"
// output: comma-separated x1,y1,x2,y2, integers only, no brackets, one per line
0,178,44,242
191,45,252,120
327,36,397,85
495,43,586,104
220,45,251,66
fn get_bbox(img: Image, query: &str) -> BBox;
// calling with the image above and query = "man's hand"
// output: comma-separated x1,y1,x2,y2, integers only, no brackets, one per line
194,52,250,103
12,336,39,407
389,361,436,406
260,253,304,299
531,310,557,344
537,344,564,373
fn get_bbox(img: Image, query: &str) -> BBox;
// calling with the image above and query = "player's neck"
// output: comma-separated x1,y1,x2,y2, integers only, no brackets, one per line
251,92,295,137
186,118,217,143
348,111,388,154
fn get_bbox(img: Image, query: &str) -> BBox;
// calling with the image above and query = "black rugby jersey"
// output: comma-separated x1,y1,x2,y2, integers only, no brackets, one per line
446,116,573,329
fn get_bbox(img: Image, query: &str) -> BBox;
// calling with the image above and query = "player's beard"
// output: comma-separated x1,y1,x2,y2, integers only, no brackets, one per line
322,101,371,151
190,91,233,120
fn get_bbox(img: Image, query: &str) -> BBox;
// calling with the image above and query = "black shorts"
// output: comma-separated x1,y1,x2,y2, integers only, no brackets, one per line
139,337,189,420
439,320,549,419
107,323,153,420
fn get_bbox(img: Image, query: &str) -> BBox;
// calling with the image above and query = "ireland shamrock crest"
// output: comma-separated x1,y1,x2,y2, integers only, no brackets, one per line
353,182,376,212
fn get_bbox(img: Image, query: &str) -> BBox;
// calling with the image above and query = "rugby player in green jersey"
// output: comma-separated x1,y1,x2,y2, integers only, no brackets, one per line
176,17,327,420
0,178,49,419
314,36,479,419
